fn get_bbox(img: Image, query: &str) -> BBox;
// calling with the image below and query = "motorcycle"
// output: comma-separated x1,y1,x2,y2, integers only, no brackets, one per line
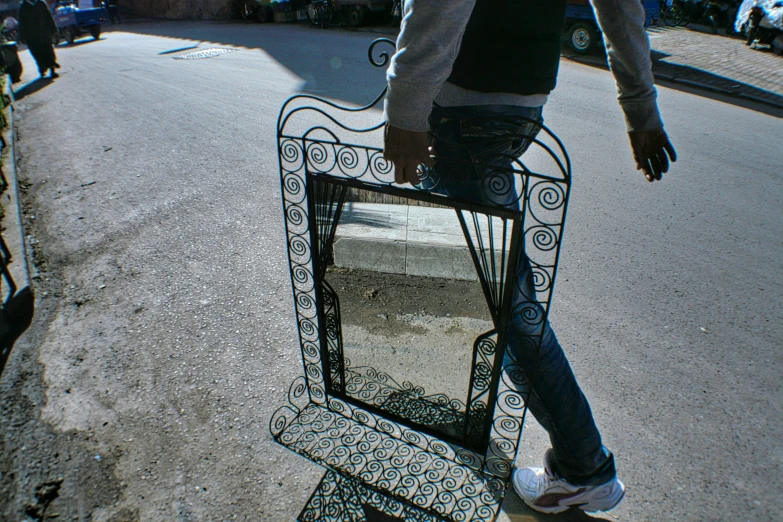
736,0,783,51
664,0,737,33
664,0,704,26
704,0,735,33
0,17,22,83
2,16,18,42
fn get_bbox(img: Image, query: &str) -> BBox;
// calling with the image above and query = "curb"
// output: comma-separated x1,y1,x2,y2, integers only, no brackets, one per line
330,204,505,282
2,78,32,290
1,75,35,372
653,72,783,110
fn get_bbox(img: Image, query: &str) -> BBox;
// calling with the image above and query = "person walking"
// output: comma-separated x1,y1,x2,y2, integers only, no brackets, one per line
383,0,677,515
106,0,121,25
18,0,60,79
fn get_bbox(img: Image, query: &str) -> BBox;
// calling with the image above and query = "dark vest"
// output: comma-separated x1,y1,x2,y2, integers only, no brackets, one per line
448,0,568,96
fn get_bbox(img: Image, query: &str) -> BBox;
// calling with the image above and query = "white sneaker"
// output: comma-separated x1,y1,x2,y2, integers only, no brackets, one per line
512,450,625,514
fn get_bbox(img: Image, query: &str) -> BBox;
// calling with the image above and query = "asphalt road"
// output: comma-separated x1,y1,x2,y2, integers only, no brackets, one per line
2,21,781,521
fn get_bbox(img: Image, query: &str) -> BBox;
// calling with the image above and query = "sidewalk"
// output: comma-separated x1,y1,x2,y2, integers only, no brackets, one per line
573,24,783,109
333,203,506,282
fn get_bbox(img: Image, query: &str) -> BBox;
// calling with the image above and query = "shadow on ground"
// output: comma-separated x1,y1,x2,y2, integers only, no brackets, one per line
299,470,616,521
104,20,389,107
12,77,56,102
500,490,617,522
109,19,783,117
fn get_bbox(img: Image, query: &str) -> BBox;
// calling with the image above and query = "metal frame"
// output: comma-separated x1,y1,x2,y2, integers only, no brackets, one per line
299,470,445,522
271,39,571,522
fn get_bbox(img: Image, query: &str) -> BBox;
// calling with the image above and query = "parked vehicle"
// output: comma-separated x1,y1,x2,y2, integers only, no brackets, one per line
734,0,783,54
52,0,107,45
664,0,737,33
736,0,783,50
564,0,659,54
308,0,335,27
2,15,17,43
664,0,702,25
307,0,391,27
704,0,736,33
235,0,274,22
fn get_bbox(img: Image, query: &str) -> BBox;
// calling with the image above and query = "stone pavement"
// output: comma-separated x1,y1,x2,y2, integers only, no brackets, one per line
570,24,783,108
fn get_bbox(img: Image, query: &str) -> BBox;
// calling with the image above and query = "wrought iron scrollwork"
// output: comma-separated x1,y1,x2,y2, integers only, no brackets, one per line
273,37,572,522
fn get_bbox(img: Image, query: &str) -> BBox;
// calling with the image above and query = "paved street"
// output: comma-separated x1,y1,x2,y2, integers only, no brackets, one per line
1,21,782,521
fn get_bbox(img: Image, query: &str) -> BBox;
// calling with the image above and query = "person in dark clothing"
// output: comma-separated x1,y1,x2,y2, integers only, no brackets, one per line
18,0,60,79
106,0,120,24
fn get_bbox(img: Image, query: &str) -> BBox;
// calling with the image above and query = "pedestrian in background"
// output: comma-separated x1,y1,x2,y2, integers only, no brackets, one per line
18,0,60,79
107,0,121,24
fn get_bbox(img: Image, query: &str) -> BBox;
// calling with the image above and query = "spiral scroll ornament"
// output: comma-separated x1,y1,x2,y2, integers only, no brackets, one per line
275,37,571,521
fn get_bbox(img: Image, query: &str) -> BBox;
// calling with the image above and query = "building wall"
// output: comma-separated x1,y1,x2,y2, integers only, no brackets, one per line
122,0,234,20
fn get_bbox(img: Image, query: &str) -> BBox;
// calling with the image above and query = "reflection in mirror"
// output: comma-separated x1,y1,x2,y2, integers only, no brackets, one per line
318,185,512,444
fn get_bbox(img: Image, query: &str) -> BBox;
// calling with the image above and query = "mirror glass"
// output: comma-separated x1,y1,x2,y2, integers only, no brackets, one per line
319,185,511,443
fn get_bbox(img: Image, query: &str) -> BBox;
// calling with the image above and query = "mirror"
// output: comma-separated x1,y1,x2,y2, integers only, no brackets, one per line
316,183,513,445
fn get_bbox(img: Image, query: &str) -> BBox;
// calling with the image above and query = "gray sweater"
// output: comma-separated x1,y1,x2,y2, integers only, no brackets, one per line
384,0,664,133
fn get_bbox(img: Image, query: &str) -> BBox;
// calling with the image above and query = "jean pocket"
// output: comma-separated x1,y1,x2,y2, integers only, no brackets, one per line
459,119,532,164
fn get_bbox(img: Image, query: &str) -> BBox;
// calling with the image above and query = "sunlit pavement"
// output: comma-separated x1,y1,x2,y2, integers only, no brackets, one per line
2,22,781,521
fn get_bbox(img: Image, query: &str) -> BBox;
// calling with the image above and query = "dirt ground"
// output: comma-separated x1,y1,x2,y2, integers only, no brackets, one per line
325,267,496,441
0,188,125,520
326,266,491,332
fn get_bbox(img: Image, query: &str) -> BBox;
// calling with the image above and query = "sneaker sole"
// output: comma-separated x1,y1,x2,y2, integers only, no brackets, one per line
514,479,625,515
579,480,625,513
511,480,570,514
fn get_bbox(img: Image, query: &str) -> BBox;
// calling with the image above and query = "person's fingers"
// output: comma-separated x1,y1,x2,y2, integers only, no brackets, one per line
649,154,663,181
383,124,393,159
632,143,644,171
394,161,406,184
658,149,670,174
402,165,419,185
642,159,654,182
664,141,678,163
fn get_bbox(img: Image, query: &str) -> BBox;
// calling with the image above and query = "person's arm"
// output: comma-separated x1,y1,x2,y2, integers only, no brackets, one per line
384,0,476,132
591,0,677,181
44,2,58,37
383,0,476,184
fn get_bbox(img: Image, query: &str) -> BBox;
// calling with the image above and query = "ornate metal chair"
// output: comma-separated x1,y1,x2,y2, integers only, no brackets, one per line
270,39,571,522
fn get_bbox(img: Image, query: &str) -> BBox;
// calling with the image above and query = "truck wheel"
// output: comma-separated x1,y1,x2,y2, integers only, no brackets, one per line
89,25,101,40
64,27,75,45
257,6,271,23
568,22,596,54
347,6,365,27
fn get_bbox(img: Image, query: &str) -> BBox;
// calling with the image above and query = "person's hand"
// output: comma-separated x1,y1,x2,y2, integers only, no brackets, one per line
628,128,677,182
383,123,434,186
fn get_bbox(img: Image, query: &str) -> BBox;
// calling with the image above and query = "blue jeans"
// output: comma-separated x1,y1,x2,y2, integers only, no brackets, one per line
422,105,616,486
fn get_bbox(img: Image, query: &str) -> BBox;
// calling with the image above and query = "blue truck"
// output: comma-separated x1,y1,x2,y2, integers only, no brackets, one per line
565,0,660,54
52,0,107,45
